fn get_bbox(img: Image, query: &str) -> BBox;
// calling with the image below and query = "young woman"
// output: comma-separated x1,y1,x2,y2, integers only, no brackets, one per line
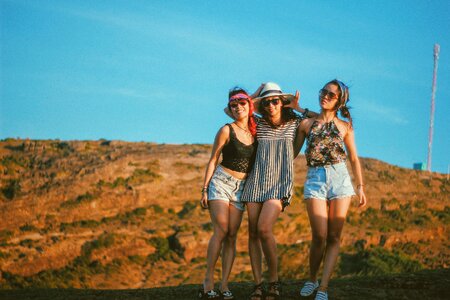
199,88,257,300
240,82,316,300
296,79,367,300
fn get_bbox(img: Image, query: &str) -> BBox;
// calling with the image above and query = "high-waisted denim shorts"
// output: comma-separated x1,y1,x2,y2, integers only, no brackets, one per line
208,165,246,211
304,162,355,201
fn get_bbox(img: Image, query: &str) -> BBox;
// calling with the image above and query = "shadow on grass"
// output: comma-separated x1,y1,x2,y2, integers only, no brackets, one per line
0,269,449,300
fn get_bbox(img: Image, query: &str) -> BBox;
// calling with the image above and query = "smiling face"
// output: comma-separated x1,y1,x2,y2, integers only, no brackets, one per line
319,83,340,111
261,96,283,118
229,99,250,120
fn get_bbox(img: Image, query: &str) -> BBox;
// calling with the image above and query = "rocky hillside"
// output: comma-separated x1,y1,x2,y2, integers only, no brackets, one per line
0,139,448,290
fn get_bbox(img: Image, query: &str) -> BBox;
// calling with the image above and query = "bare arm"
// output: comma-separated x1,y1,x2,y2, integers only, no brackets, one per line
200,126,230,209
286,91,319,118
343,127,367,207
293,119,309,158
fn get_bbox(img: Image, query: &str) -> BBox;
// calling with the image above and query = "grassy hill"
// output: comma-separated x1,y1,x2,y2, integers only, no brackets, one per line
0,138,448,291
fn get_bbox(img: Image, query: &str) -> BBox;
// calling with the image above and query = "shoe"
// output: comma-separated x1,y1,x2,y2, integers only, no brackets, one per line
300,280,319,296
266,281,281,300
198,288,220,299
315,290,328,300
248,282,264,300
220,289,234,300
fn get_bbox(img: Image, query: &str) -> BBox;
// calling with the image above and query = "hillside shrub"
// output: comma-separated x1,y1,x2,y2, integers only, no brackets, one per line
177,201,197,218
339,246,423,276
81,233,116,257
128,168,161,186
60,192,97,208
1,179,21,200
147,237,171,262
431,206,449,224
378,170,396,182
19,224,38,232
128,255,145,265
60,219,101,232
201,222,213,232
150,204,164,214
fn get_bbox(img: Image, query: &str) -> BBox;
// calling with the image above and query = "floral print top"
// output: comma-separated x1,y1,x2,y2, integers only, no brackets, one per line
305,119,347,167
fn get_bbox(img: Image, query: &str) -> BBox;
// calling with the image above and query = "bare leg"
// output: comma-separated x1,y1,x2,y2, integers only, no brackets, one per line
247,202,263,286
257,199,282,284
319,197,351,291
221,204,243,291
203,201,230,292
305,199,329,282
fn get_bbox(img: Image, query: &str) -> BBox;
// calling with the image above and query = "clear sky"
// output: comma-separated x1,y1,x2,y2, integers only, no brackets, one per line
1,0,449,173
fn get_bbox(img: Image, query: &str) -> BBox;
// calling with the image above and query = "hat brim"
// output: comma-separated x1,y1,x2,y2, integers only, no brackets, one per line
252,93,295,108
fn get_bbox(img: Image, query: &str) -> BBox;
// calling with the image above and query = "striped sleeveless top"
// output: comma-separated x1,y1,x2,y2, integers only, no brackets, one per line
241,115,303,210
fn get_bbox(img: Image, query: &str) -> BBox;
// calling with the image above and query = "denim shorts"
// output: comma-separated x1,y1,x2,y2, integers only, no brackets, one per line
207,165,246,211
304,162,355,201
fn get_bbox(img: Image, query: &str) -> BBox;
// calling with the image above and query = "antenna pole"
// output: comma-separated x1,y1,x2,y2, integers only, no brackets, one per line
427,44,440,172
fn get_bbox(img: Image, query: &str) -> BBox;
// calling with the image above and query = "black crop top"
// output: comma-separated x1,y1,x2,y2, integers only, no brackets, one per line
221,124,257,173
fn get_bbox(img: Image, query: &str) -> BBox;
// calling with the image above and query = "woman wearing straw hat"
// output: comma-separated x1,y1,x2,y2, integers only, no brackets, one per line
199,87,258,300
240,82,316,300
296,79,367,300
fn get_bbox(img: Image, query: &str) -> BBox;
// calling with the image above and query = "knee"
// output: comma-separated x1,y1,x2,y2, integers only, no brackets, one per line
214,224,229,240
257,225,272,241
327,232,341,244
248,225,258,240
312,232,327,246
226,231,238,243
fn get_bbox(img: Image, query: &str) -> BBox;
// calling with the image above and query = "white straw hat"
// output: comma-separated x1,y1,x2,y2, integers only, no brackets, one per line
253,82,295,107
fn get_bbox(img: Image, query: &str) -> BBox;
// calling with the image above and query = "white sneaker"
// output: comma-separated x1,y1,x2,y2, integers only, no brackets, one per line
315,290,328,300
300,280,319,296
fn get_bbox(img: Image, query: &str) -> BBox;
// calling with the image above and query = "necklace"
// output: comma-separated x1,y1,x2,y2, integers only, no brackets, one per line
234,123,252,136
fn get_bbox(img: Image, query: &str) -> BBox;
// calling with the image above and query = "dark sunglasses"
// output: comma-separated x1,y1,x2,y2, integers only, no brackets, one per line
262,98,280,107
229,100,248,109
319,89,338,100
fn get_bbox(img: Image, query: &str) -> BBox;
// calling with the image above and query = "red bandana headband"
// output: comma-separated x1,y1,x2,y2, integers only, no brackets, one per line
229,93,250,102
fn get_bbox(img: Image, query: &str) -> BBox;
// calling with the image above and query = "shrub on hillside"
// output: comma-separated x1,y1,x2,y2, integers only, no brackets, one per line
60,192,97,208
177,201,197,218
378,170,396,182
19,224,38,232
1,179,21,200
147,237,171,262
339,245,423,276
81,233,116,257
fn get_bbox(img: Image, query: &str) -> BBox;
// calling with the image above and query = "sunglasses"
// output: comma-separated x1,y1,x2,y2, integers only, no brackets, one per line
262,98,281,107
229,100,248,109
319,89,338,100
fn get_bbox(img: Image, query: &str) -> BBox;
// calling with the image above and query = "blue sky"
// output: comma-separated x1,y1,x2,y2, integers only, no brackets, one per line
1,0,449,173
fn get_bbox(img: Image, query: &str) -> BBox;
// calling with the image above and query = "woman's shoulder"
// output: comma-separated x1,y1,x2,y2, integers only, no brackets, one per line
334,118,352,135
299,117,316,133
217,124,231,137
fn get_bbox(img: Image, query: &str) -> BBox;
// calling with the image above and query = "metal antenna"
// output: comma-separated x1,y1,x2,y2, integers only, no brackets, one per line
427,44,440,172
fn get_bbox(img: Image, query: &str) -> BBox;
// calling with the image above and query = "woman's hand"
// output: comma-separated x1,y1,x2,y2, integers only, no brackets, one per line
357,186,367,207
200,192,209,209
250,83,265,99
285,90,301,110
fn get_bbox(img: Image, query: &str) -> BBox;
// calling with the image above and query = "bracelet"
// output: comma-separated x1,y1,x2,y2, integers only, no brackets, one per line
201,187,208,193
357,184,364,188
303,108,309,118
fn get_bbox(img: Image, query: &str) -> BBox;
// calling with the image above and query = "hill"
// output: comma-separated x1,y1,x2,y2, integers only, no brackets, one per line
0,139,448,290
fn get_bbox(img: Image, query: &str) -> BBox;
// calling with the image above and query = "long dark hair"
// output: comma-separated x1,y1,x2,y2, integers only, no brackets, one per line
324,79,353,128
258,96,297,128
228,87,257,137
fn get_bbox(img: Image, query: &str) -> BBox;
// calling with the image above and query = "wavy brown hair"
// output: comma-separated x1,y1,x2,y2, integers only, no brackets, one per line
324,79,353,128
